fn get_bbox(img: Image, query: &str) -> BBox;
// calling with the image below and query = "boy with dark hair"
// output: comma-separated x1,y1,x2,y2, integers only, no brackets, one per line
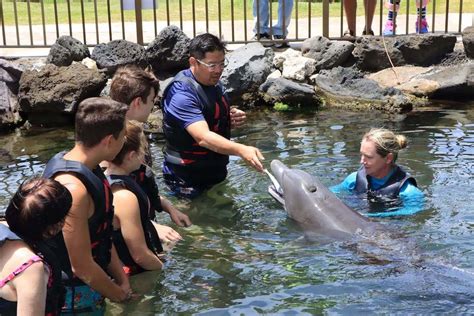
162,33,264,198
43,97,131,313
110,65,192,230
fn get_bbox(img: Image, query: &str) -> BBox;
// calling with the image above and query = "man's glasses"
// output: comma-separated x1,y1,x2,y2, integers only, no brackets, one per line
196,58,227,71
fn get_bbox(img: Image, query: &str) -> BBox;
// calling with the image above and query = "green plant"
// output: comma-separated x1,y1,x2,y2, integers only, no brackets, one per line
274,102,291,111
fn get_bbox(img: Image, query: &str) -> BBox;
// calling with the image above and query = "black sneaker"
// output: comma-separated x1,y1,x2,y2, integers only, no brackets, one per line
273,35,289,48
362,29,375,36
252,33,273,47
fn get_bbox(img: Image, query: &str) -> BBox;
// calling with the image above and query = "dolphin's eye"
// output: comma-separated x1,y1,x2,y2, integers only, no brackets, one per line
308,185,317,192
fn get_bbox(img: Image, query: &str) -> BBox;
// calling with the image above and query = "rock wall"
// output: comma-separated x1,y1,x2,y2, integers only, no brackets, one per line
1,27,473,131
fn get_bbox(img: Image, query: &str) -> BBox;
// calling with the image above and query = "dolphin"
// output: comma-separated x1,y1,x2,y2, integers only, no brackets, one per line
267,160,383,240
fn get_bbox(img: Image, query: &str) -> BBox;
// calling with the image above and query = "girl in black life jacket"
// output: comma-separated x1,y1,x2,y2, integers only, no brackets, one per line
105,121,182,275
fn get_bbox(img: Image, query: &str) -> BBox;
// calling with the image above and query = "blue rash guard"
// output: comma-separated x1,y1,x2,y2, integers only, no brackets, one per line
330,169,425,217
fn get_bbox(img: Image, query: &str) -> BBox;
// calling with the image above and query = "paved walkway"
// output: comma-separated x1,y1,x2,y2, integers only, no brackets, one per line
1,13,472,57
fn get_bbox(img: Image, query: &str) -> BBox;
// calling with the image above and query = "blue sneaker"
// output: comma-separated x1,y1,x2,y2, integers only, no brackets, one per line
383,20,396,36
416,18,429,34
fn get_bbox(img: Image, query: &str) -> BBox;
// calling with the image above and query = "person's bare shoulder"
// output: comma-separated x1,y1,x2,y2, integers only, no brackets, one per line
54,173,93,219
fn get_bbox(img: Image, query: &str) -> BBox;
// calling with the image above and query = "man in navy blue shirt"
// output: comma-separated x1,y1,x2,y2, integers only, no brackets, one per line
162,33,264,198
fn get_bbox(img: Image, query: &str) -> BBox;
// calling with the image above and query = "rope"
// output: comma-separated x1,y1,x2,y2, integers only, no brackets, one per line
380,0,400,85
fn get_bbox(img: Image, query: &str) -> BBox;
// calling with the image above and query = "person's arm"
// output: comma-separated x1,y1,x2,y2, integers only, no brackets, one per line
113,188,163,271
167,87,264,171
160,196,192,227
55,174,128,302
14,260,48,316
330,172,357,194
107,244,131,298
367,182,425,217
186,121,264,172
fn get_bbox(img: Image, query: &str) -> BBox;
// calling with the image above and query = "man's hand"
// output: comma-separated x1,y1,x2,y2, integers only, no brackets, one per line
238,145,265,172
230,107,246,128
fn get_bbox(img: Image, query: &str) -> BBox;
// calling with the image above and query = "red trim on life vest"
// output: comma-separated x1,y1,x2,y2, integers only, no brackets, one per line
183,150,208,155
214,102,220,119
103,180,111,213
221,95,229,111
123,266,131,275
181,159,196,165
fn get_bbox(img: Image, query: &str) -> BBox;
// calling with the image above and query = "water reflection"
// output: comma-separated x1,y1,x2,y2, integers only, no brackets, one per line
0,103,473,314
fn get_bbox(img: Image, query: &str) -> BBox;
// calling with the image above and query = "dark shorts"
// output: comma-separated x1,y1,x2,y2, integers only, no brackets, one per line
162,163,210,199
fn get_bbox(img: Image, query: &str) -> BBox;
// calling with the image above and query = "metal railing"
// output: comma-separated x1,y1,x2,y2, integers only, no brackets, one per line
0,0,472,48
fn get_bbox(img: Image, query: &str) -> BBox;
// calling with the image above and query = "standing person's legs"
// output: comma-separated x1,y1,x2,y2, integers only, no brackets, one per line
383,0,400,35
272,0,294,37
415,0,429,33
253,0,270,37
363,0,377,35
343,0,357,36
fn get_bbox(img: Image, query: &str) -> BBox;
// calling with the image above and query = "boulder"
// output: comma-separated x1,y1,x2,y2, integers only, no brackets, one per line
462,26,474,59
259,77,322,107
0,59,23,130
273,48,301,69
18,63,107,125
146,109,163,134
81,57,98,70
47,43,74,67
0,59,23,93
368,66,437,97
220,42,274,106
396,34,457,66
146,25,190,75
368,66,432,87
420,63,474,100
267,69,282,79
282,56,317,81
314,66,413,113
57,36,90,61
91,40,147,74
353,34,457,71
47,36,89,66
301,36,354,72
352,37,404,71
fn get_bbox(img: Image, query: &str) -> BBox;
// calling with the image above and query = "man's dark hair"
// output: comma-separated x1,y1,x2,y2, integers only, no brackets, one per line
110,65,159,106
189,33,227,60
75,97,128,148
6,177,72,241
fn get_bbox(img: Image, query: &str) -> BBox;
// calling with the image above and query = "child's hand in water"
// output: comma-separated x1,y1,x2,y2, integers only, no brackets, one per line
154,224,182,243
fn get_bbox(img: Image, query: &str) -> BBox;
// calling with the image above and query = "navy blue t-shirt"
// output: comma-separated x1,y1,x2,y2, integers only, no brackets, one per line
161,69,230,188
163,69,226,131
